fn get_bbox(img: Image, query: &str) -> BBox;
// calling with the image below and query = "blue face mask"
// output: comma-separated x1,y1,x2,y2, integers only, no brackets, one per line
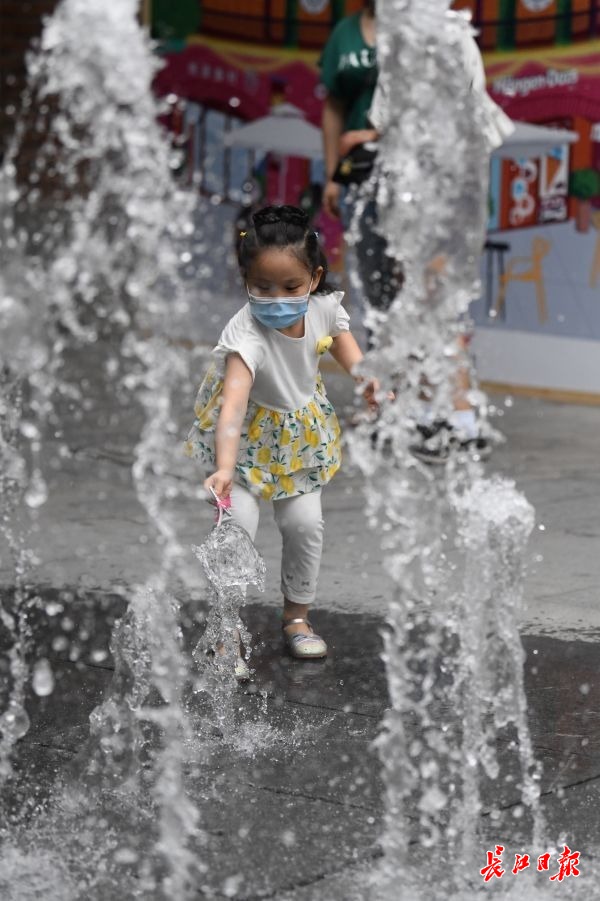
247,278,313,330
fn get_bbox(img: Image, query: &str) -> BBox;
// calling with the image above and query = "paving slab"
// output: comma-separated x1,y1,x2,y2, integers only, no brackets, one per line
1,589,600,898
1,341,600,897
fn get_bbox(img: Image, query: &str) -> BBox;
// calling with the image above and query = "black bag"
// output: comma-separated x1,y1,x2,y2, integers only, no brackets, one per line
332,141,377,186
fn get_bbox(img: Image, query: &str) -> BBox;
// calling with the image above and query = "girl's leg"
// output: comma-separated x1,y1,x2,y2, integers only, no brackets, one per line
230,482,260,541
272,489,324,638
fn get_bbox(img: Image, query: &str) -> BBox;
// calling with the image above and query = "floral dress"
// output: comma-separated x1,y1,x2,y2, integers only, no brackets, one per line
184,291,350,501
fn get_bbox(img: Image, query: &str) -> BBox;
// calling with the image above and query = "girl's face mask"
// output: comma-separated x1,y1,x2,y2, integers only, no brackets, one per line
247,277,314,330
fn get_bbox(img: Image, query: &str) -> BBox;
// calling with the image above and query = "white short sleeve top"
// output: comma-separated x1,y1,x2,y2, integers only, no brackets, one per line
213,291,350,413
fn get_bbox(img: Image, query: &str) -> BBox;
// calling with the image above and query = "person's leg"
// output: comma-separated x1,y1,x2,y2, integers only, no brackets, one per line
448,333,479,438
352,198,404,348
272,490,324,642
229,482,260,541
357,201,400,306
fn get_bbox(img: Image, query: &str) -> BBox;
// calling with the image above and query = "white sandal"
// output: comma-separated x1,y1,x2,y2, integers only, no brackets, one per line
234,655,250,682
282,618,327,659
212,631,251,682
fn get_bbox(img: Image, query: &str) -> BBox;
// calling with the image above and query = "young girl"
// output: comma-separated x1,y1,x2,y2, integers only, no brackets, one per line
184,204,376,676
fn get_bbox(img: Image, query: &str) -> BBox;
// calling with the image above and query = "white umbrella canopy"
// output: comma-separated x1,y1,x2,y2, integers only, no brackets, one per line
225,106,577,163
492,120,578,160
223,103,323,160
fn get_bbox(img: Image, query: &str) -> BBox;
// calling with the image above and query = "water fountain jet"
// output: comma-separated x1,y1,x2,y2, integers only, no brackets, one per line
345,3,543,895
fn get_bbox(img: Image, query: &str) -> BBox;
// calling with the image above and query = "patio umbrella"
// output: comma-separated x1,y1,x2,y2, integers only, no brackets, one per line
226,108,577,163
223,103,323,160
492,120,578,159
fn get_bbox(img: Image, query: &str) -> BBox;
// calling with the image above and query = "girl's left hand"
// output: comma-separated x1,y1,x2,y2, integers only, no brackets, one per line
362,378,395,411
363,378,381,411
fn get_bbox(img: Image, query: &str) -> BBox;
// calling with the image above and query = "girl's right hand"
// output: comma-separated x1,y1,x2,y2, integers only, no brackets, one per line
204,469,234,499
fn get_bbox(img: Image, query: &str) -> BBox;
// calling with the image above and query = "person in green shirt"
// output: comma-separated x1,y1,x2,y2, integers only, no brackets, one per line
319,1,378,220
319,1,402,321
319,4,496,460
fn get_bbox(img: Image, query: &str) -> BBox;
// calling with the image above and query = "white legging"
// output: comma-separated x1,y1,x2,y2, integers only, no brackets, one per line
230,482,324,605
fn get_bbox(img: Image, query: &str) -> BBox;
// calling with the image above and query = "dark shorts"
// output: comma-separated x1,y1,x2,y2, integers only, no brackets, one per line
345,192,404,311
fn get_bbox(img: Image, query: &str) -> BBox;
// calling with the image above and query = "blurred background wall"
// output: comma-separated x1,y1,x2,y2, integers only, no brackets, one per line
2,1,599,398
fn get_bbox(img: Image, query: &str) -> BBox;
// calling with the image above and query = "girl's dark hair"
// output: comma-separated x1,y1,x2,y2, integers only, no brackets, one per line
237,204,333,293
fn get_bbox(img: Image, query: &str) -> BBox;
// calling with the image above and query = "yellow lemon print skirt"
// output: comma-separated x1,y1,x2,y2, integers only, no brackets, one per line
184,365,342,501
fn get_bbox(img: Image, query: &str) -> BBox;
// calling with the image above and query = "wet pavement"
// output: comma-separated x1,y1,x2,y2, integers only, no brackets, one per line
2,590,600,898
1,343,600,898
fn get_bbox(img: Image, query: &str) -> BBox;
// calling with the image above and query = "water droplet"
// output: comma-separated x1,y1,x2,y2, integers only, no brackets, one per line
281,829,295,847
20,421,41,440
24,470,48,508
114,847,138,864
32,658,55,696
222,874,243,897
0,702,30,740
420,786,447,813
105,357,119,377
45,601,63,616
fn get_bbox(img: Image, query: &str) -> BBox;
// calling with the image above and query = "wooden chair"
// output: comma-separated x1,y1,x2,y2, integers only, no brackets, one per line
494,236,552,324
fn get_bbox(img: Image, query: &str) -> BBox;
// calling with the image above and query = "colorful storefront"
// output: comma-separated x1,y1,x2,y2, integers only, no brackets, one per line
152,2,600,398
470,41,600,398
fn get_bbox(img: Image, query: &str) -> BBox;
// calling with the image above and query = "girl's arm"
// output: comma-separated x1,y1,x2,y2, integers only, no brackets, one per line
322,95,345,181
204,353,252,498
321,95,346,219
329,331,380,411
329,330,363,374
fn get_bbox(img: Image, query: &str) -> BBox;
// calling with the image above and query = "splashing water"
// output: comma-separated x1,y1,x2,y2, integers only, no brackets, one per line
0,381,26,773
191,517,266,739
0,0,558,898
0,0,211,894
345,3,543,896
0,345,46,777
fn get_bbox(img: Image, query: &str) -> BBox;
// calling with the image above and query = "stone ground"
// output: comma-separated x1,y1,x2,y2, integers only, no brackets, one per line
1,341,599,900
